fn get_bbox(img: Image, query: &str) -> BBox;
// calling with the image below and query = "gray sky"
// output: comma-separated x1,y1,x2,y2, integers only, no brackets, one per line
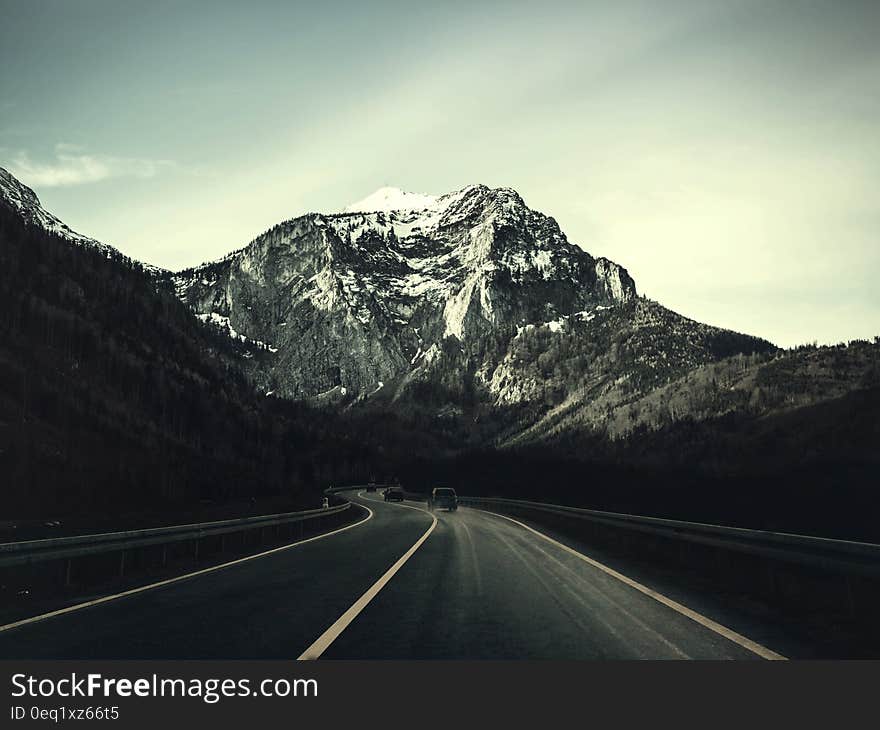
1,0,878,347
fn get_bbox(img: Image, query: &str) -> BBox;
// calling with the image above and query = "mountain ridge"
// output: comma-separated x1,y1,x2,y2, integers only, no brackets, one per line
169,183,775,435
0,167,782,437
0,166,116,257
2,164,877,531
0,166,168,274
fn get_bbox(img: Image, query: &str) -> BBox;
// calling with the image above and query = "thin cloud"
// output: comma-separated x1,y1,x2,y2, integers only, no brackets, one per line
6,144,174,187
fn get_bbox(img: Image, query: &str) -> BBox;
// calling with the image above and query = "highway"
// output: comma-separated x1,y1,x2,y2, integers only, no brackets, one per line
0,492,781,660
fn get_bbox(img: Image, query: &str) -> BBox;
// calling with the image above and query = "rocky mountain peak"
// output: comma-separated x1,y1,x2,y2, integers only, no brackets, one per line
172,183,639,401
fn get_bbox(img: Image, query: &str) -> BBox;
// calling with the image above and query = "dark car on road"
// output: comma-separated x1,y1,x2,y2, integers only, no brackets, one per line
428,487,458,512
384,487,405,502
366,482,377,492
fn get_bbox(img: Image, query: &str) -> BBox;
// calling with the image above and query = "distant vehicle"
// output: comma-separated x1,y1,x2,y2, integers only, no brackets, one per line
366,482,377,493
428,487,458,512
384,487,405,502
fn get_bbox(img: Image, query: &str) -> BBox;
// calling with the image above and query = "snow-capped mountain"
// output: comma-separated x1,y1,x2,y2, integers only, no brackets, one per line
171,183,770,424
0,164,773,441
172,184,639,400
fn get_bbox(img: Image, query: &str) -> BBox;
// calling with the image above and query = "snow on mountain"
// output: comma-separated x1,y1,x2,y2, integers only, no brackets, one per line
0,164,773,437
345,186,441,213
195,312,278,355
172,183,642,401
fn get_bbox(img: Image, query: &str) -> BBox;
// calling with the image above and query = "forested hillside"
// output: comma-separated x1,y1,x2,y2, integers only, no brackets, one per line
0,204,430,523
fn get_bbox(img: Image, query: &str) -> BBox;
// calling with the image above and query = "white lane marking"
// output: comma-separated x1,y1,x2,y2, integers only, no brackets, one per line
522,533,691,659
459,518,484,596
297,497,437,660
0,504,374,635
477,509,787,661
492,524,641,657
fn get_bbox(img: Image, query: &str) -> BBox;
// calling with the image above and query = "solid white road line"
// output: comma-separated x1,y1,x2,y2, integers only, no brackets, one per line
297,496,437,660
0,504,374,635
479,509,787,661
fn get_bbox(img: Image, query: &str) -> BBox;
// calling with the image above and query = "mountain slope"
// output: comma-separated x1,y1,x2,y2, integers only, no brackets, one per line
0,168,419,522
0,166,166,273
576,338,880,443
488,297,775,446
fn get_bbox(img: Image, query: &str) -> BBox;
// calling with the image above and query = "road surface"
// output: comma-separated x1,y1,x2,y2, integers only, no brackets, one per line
0,492,777,659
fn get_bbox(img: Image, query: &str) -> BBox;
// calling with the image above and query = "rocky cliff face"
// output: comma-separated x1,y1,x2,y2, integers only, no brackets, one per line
172,184,640,401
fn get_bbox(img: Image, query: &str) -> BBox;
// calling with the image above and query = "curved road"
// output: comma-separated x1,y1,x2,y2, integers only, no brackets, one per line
0,492,776,659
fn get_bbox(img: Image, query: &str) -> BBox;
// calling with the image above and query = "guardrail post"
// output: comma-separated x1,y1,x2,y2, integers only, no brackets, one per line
119,550,126,577
161,545,168,568
220,535,226,553
193,538,200,561
64,559,73,587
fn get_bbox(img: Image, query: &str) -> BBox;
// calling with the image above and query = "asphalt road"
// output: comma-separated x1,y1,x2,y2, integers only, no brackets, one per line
0,493,773,659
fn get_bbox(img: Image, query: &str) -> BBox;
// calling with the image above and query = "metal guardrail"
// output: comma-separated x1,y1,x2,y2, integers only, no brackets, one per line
457,496,880,577
321,487,880,577
0,503,351,568
324,484,389,495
